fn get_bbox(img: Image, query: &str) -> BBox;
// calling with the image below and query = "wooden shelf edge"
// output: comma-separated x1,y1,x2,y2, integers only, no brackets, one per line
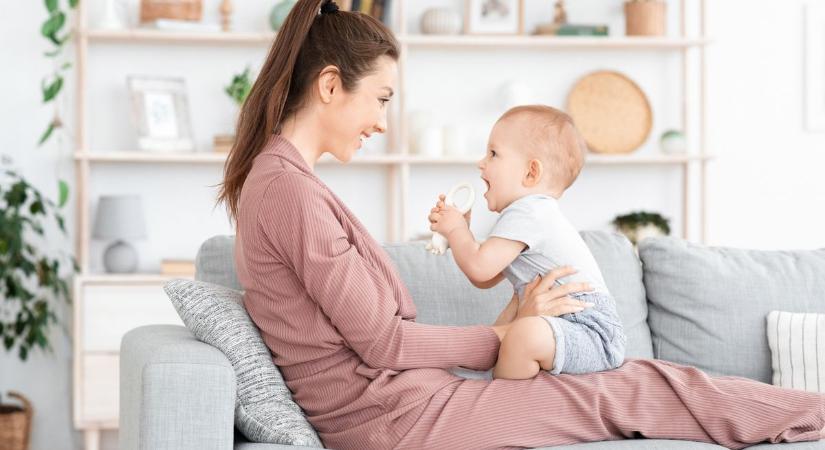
82,28,275,44
77,273,193,285
80,28,710,49
74,152,712,165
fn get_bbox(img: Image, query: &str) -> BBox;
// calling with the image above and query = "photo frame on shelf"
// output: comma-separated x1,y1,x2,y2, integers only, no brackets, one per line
464,0,524,35
805,3,825,132
127,75,195,152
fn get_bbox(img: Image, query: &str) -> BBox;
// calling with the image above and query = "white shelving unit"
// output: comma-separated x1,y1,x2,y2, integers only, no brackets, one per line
71,1,708,448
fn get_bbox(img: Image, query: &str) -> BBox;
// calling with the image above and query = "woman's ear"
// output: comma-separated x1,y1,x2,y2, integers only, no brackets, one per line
317,65,341,104
524,158,544,187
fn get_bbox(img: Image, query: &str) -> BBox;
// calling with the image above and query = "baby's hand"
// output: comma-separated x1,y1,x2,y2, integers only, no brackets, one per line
428,193,472,226
430,205,467,237
428,194,447,224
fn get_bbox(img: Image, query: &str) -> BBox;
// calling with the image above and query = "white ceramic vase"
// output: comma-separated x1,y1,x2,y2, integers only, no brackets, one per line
420,8,462,35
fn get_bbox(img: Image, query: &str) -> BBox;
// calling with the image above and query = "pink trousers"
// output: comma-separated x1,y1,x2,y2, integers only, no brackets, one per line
394,359,825,450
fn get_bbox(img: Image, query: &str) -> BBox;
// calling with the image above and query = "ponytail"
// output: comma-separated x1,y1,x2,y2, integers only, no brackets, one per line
216,0,399,224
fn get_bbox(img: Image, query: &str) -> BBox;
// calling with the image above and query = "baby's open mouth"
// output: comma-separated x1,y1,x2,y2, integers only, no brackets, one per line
482,178,490,191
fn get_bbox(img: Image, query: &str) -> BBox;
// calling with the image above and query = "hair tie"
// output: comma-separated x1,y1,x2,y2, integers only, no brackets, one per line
320,0,339,14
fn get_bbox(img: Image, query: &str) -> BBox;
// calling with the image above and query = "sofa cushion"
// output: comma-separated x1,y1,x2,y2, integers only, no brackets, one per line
767,310,825,392
164,279,323,447
639,237,825,383
196,235,243,290
385,231,654,359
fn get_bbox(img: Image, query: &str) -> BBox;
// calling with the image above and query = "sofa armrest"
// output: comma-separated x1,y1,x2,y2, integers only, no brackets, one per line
119,324,236,450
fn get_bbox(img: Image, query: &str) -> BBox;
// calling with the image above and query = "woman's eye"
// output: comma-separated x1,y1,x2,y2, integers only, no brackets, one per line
379,98,390,106
490,150,496,157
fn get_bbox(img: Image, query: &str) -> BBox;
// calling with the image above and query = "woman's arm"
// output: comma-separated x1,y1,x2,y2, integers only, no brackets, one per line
261,174,501,371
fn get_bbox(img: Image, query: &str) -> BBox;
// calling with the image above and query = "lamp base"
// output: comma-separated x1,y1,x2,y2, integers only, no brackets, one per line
103,240,138,274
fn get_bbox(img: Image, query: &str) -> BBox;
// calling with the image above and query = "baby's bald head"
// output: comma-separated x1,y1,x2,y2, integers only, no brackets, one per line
497,105,587,194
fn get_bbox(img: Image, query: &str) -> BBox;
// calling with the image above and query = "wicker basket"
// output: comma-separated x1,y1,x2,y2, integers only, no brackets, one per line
140,0,203,23
624,1,666,36
0,392,32,450
566,70,652,154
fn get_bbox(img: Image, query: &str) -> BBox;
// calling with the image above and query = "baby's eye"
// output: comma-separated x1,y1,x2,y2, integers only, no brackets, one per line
489,150,497,157
379,98,390,106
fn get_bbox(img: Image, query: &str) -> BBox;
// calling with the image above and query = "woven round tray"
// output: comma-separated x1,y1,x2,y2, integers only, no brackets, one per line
566,70,652,154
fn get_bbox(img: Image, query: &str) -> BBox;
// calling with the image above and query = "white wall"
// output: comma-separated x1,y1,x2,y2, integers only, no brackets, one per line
1,0,824,449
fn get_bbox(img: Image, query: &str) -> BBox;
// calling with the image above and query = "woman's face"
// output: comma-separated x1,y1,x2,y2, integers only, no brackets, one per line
323,56,397,162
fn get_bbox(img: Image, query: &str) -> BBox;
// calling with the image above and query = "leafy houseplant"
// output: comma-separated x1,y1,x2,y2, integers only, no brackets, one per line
0,164,79,362
224,66,253,107
612,211,671,246
214,67,254,152
39,0,79,209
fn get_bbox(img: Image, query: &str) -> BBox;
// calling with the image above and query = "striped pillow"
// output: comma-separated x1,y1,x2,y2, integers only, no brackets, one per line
766,311,825,392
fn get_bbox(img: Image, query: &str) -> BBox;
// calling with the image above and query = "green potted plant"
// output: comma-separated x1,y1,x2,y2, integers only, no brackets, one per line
612,211,671,246
214,66,254,153
0,160,78,449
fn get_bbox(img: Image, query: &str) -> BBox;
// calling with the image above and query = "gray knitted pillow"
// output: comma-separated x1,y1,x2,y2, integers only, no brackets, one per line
164,279,323,447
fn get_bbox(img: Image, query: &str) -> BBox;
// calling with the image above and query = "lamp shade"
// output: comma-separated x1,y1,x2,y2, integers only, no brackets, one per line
93,195,147,240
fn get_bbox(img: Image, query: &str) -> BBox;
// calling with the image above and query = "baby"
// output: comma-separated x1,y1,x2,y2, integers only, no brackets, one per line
430,105,626,380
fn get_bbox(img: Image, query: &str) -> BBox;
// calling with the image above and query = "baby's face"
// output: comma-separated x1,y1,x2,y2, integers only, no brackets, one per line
477,119,531,213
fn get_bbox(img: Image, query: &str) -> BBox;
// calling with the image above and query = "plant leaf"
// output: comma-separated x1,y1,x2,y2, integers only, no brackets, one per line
41,11,66,39
42,76,63,102
69,0,79,8
30,200,44,216
38,122,56,146
44,48,61,58
45,0,58,13
61,62,71,70
58,180,69,207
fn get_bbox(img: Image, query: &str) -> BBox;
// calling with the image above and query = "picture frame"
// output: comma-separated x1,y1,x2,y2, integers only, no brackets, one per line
464,0,524,35
805,3,825,132
127,75,195,152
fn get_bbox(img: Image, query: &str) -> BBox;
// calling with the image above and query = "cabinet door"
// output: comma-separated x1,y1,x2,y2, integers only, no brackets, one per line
77,282,185,427
82,283,183,352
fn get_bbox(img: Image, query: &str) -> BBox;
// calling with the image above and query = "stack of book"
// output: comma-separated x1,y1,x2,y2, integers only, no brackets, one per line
343,0,391,25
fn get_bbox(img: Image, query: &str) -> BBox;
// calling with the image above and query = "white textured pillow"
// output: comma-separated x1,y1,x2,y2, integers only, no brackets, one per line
766,311,825,393
164,279,323,447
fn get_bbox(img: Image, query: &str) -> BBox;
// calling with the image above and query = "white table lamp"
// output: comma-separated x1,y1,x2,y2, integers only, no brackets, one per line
93,195,147,274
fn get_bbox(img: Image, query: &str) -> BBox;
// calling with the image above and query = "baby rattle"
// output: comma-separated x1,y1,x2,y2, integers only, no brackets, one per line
426,182,475,255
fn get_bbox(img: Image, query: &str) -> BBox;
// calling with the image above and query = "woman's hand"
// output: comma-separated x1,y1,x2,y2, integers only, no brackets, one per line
428,194,472,228
515,267,594,320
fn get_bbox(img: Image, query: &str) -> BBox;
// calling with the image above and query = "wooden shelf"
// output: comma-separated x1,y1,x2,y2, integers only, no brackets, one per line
77,273,192,285
400,35,710,50
81,28,709,50
82,28,275,45
75,151,711,166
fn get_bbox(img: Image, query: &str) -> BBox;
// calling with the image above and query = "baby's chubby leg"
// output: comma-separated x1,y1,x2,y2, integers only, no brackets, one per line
493,317,556,380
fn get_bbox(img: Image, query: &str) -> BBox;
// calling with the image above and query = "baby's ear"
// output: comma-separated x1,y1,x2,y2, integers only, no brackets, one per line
524,158,544,187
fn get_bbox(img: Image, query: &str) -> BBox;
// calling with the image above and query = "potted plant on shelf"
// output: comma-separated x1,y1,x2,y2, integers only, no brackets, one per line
214,66,254,153
612,211,671,246
0,161,79,449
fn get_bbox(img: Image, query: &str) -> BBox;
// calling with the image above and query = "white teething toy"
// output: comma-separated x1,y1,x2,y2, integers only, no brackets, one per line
426,182,475,255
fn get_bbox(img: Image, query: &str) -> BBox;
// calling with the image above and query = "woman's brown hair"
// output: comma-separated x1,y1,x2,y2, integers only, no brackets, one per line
216,0,399,224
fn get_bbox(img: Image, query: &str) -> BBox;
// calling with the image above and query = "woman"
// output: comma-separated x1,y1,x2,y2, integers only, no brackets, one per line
217,1,825,449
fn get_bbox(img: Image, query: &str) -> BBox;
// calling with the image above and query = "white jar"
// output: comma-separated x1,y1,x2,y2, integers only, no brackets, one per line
420,8,462,35
418,127,444,158
443,125,468,157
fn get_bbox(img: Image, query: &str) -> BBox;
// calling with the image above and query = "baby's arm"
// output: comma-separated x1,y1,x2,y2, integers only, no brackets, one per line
430,204,526,285
449,230,525,285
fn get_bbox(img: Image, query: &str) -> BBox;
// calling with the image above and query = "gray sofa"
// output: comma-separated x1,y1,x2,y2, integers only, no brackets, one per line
119,231,825,449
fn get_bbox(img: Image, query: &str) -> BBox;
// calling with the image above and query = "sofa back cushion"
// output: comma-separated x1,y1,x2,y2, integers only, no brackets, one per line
639,237,825,383
196,230,653,358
